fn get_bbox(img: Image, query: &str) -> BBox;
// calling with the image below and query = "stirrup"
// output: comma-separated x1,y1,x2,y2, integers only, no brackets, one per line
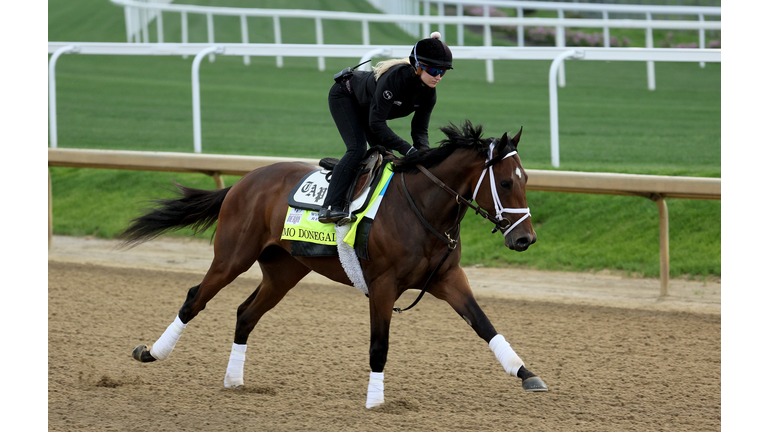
335,214,357,226
318,208,349,224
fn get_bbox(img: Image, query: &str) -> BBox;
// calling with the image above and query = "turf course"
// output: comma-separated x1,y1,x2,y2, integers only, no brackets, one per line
48,0,720,278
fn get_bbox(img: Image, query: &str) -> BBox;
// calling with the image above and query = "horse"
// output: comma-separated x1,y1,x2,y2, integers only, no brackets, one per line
120,120,548,409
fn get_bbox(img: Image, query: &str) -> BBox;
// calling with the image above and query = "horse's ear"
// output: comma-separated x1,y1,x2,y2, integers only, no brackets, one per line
496,132,511,156
511,127,523,148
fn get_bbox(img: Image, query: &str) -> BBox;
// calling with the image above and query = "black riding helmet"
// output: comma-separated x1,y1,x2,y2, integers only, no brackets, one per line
409,32,453,70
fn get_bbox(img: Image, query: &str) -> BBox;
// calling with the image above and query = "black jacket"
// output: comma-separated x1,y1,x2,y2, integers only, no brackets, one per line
347,64,436,154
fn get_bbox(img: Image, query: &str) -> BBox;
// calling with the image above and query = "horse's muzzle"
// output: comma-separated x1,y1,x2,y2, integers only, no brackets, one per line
506,231,536,252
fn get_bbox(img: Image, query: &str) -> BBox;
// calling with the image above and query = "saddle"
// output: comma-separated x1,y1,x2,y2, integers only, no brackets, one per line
287,147,392,215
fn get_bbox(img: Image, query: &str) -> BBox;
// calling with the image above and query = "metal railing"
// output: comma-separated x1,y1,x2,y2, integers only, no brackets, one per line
416,0,720,46
48,42,720,167
110,0,720,85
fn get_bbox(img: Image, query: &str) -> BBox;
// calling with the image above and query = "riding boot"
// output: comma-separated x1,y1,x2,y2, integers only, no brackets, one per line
319,163,356,224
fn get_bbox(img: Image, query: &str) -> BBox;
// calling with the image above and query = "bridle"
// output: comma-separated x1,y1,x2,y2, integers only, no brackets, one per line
412,139,531,236
394,139,531,313
471,140,532,236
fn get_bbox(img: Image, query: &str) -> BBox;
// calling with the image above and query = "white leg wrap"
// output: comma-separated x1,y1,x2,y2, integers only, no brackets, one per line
489,334,524,377
149,315,187,361
365,371,385,409
224,343,247,388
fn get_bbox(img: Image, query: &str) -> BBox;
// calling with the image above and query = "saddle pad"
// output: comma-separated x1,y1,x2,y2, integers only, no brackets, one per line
281,163,394,254
287,170,331,212
288,164,386,215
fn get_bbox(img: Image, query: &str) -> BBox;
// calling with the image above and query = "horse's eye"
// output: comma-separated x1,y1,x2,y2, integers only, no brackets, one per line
500,180,512,190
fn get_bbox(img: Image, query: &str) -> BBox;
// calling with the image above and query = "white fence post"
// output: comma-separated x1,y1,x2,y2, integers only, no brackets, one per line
362,20,370,45
316,17,325,71
156,10,164,43
141,6,150,42
207,13,215,62
124,7,133,42
192,46,225,154
181,11,188,59
557,8,566,88
698,13,706,68
645,12,656,91
483,5,493,83
48,45,80,149
457,4,464,46
240,15,250,65
548,49,584,168
273,16,283,68
437,1,445,39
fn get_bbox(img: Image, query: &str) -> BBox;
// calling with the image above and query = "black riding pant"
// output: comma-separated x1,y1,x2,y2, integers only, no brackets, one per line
323,82,370,210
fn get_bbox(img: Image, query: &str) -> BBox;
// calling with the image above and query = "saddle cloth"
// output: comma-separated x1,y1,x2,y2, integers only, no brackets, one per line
287,150,384,215
281,163,394,259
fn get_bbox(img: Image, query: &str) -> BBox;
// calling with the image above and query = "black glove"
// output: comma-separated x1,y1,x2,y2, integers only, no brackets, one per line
406,147,418,156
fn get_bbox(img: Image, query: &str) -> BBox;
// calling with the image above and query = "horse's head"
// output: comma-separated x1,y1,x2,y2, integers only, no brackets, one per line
473,128,537,252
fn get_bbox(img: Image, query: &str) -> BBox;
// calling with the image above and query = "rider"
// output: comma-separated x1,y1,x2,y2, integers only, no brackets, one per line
318,32,453,223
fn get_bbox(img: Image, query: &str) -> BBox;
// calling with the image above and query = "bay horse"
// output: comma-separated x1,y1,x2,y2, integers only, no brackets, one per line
121,120,548,408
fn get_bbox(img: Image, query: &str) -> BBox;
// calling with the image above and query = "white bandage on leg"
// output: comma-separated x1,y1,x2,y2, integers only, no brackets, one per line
365,371,385,408
224,343,247,388
149,315,187,361
489,334,524,378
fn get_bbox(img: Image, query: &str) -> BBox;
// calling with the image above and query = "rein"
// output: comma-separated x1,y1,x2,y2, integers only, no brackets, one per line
395,171,459,313
415,164,511,234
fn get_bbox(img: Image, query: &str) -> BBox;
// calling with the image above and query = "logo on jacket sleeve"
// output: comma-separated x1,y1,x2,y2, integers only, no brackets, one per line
383,90,393,100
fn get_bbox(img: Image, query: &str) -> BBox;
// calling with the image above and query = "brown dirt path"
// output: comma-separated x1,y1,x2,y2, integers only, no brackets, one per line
48,236,720,431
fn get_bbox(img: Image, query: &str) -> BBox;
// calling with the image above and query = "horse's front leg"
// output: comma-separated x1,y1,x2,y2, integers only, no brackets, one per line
431,267,548,392
365,280,398,408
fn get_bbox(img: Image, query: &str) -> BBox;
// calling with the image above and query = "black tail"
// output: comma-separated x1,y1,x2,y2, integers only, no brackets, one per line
119,182,232,247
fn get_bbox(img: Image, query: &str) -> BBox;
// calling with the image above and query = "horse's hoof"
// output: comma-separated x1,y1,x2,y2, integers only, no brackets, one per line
132,345,157,363
522,376,549,392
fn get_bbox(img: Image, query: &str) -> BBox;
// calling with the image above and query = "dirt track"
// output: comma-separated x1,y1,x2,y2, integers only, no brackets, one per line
48,236,720,431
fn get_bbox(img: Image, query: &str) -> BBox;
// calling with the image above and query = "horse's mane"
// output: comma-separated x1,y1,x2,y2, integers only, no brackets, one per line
392,120,495,174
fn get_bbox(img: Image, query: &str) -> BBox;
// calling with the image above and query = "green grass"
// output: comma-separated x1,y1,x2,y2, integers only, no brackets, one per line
48,0,721,279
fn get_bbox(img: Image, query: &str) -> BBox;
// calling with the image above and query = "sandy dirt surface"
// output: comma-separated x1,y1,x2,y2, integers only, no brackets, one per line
48,235,720,431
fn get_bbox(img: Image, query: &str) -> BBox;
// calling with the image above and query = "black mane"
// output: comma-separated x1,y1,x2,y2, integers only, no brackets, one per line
392,120,496,174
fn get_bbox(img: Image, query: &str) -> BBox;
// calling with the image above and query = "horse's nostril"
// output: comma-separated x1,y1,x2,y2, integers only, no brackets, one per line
516,237,530,249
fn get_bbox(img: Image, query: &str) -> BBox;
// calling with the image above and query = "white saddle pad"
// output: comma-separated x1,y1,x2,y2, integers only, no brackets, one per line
288,169,375,215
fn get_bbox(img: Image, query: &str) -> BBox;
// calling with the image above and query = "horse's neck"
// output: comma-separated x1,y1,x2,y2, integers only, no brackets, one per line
431,150,485,198
406,151,485,229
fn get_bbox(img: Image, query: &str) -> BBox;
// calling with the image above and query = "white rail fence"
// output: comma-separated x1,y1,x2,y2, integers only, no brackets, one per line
405,0,720,46
110,0,720,87
47,42,720,167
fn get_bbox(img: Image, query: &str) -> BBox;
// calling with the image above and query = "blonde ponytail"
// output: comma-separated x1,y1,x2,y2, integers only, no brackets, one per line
372,58,412,80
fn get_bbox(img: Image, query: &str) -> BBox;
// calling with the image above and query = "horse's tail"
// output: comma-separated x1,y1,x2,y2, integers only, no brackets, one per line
118,182,232,247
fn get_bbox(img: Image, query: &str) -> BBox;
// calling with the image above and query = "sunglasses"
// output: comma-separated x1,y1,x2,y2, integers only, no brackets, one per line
419,64,447,77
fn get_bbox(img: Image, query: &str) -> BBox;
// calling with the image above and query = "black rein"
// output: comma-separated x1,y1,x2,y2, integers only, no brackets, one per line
395,168,460,313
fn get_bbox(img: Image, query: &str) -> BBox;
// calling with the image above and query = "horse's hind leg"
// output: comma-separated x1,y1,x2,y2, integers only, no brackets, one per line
224,246,310,388
132,233,263,363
